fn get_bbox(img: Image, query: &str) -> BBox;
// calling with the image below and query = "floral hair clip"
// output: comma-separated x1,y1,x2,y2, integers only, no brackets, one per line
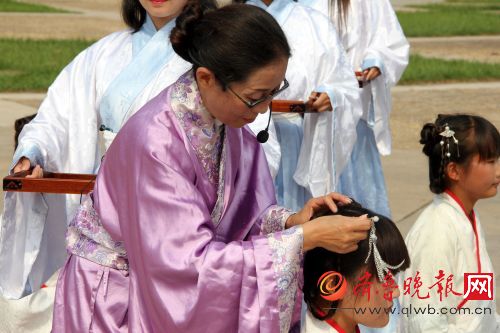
439,124,460,159
364,216,405,282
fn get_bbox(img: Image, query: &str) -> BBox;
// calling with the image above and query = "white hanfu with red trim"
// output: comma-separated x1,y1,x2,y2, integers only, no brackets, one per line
400,191,500,332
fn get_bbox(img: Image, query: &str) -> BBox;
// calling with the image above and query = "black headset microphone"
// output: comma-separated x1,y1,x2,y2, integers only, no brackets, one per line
256,110,272,143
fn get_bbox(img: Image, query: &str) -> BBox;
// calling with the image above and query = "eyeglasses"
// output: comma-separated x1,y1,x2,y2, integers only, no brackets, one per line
227,78,289,108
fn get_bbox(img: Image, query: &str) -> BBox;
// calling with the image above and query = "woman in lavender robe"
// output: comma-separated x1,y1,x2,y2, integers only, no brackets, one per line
53,3,372,332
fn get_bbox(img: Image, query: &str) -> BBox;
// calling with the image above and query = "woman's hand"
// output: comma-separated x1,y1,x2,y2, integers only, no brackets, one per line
307,92,332,112
363,67,381,81
12,157,43,178
285,192,352,229
302,214,372,253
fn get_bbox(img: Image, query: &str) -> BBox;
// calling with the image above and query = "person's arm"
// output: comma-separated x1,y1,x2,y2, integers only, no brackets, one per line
260,192,352,234
362,0,410,87
94,113,370,332
11,41,102,174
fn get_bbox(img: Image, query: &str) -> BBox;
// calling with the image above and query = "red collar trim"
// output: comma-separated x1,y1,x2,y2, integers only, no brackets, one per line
444,189,481,309
315,309,360,333
444,189,476,224
324,318,360,333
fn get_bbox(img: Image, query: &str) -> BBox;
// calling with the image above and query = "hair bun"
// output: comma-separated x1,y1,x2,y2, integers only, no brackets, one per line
419,123,439,156
170,0,216,63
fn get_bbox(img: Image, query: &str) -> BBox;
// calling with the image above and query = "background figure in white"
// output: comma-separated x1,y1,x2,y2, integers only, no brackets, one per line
0,0,206,330
298,0,409,332
244,0,362,212
400,115,500,332
300,0,409,218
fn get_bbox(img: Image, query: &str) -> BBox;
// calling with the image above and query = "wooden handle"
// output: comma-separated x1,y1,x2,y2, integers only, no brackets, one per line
3,172,96,194
354,71,364,88
270,100,310,113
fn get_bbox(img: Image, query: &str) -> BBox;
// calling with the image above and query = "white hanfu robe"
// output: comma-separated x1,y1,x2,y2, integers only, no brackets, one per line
0,18,191,299
400,192,500,332
247,0,361,211
300,0,409,217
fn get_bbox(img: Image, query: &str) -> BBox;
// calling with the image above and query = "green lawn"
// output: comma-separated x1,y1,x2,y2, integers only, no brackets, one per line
0,0,68,13
0,39,499,91
397,0,500,37
400,54,500,84
0,39,93,91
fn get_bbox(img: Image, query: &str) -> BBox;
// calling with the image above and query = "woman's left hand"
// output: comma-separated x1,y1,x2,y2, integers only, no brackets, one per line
363,67,381,81
307,92,332,112
285,192,352,229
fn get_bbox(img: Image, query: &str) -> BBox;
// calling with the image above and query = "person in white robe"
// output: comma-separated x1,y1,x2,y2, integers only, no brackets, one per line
0,0,230,331
299,0,409,218
400,115,500,332
401,193,500,332
244,0,362,212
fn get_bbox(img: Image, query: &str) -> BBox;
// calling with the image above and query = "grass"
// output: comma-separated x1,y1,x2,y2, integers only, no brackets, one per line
397,0,500,37
0,0,68,13
447,0,500,3
399,54,500,84
0,39,499,91
0,39,93,91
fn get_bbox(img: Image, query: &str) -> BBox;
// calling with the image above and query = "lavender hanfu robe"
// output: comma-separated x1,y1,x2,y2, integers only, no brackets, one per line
53,71,304,332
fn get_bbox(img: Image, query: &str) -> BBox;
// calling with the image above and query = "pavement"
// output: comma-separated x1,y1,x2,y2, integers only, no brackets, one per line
0,0,499,306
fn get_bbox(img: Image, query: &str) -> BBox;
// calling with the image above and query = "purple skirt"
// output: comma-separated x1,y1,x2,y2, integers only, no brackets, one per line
52,255,129,332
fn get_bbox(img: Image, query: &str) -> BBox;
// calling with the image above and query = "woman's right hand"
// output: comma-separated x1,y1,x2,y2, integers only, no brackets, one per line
12,157,43,178
302,214,371,253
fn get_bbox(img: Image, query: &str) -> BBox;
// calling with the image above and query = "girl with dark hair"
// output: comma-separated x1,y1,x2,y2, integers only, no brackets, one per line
1,0,199,300
52,4,372,332
238,0,362,213
299,0,409,219
302,201,410,333
401,114,500,332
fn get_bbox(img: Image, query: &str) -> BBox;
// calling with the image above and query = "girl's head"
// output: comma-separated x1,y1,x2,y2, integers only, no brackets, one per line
303,201,410,329
170,4,291,128
420,114,500,199
122,0,191,31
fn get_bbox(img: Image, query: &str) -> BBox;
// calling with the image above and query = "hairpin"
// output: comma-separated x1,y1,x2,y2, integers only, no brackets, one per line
439,124,460,159
364,216,405,282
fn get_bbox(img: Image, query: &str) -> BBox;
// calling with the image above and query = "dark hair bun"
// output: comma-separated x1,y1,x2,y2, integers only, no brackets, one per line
170,4,290,85
419,123,439,157
170,0,217,63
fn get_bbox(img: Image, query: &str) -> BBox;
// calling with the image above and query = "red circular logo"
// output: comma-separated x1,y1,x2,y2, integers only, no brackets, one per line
317,271,347,301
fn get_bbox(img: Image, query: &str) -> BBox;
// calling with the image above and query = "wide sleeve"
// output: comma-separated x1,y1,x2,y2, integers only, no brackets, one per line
294,15,362,196
11,45,99,173
94,117,303,333
400,210,488,332
0,40,103,299
361,0,410,155
259,205,295,235
362,0,409,87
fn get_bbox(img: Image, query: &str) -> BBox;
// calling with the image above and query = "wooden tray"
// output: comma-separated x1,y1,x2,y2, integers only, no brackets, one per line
270,100,312,113
3,170,96,194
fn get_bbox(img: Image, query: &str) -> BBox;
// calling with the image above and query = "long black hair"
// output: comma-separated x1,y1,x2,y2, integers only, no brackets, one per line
121,0,147,32
303,201,410,321
420,114,500,194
